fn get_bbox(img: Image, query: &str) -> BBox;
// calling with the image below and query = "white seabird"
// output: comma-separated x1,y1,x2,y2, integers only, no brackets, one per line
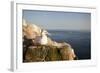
39,29,49,45
33,29,50,45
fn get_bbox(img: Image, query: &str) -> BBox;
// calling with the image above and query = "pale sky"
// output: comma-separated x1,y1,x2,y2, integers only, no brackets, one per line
23,10,91,31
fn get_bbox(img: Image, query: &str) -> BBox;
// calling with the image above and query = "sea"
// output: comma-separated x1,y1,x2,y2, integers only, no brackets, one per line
48,30,91,60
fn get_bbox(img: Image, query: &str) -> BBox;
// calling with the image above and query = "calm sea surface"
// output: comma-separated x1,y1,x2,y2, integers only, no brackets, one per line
48,30,91,60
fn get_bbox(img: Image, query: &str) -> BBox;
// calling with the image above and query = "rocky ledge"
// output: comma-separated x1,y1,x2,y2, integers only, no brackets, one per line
23,45,78,62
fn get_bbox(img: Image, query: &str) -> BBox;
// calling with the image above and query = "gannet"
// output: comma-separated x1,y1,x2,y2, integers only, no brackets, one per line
39,29,49,45
33,29,50,45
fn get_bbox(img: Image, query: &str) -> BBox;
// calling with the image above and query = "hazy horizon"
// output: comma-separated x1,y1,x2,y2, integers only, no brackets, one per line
23,10,91,31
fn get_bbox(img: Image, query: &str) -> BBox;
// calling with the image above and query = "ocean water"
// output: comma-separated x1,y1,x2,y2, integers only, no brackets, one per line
48,30,91,60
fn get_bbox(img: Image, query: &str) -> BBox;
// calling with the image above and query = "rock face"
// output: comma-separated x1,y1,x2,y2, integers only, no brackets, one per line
23,45,77,62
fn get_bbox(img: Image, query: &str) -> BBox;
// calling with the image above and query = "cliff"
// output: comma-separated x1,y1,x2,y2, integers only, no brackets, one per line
22,20,78,62
23,45,77,62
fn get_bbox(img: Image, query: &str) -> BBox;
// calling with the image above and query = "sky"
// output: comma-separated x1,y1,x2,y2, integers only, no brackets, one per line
23,10,91,31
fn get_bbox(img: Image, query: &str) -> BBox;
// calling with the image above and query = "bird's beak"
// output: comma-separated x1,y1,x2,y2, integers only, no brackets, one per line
46,31,51,35
47,32,51,35
42,29,51,35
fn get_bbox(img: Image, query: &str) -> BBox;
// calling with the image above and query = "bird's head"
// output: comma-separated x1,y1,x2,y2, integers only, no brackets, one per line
41,29,51,36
